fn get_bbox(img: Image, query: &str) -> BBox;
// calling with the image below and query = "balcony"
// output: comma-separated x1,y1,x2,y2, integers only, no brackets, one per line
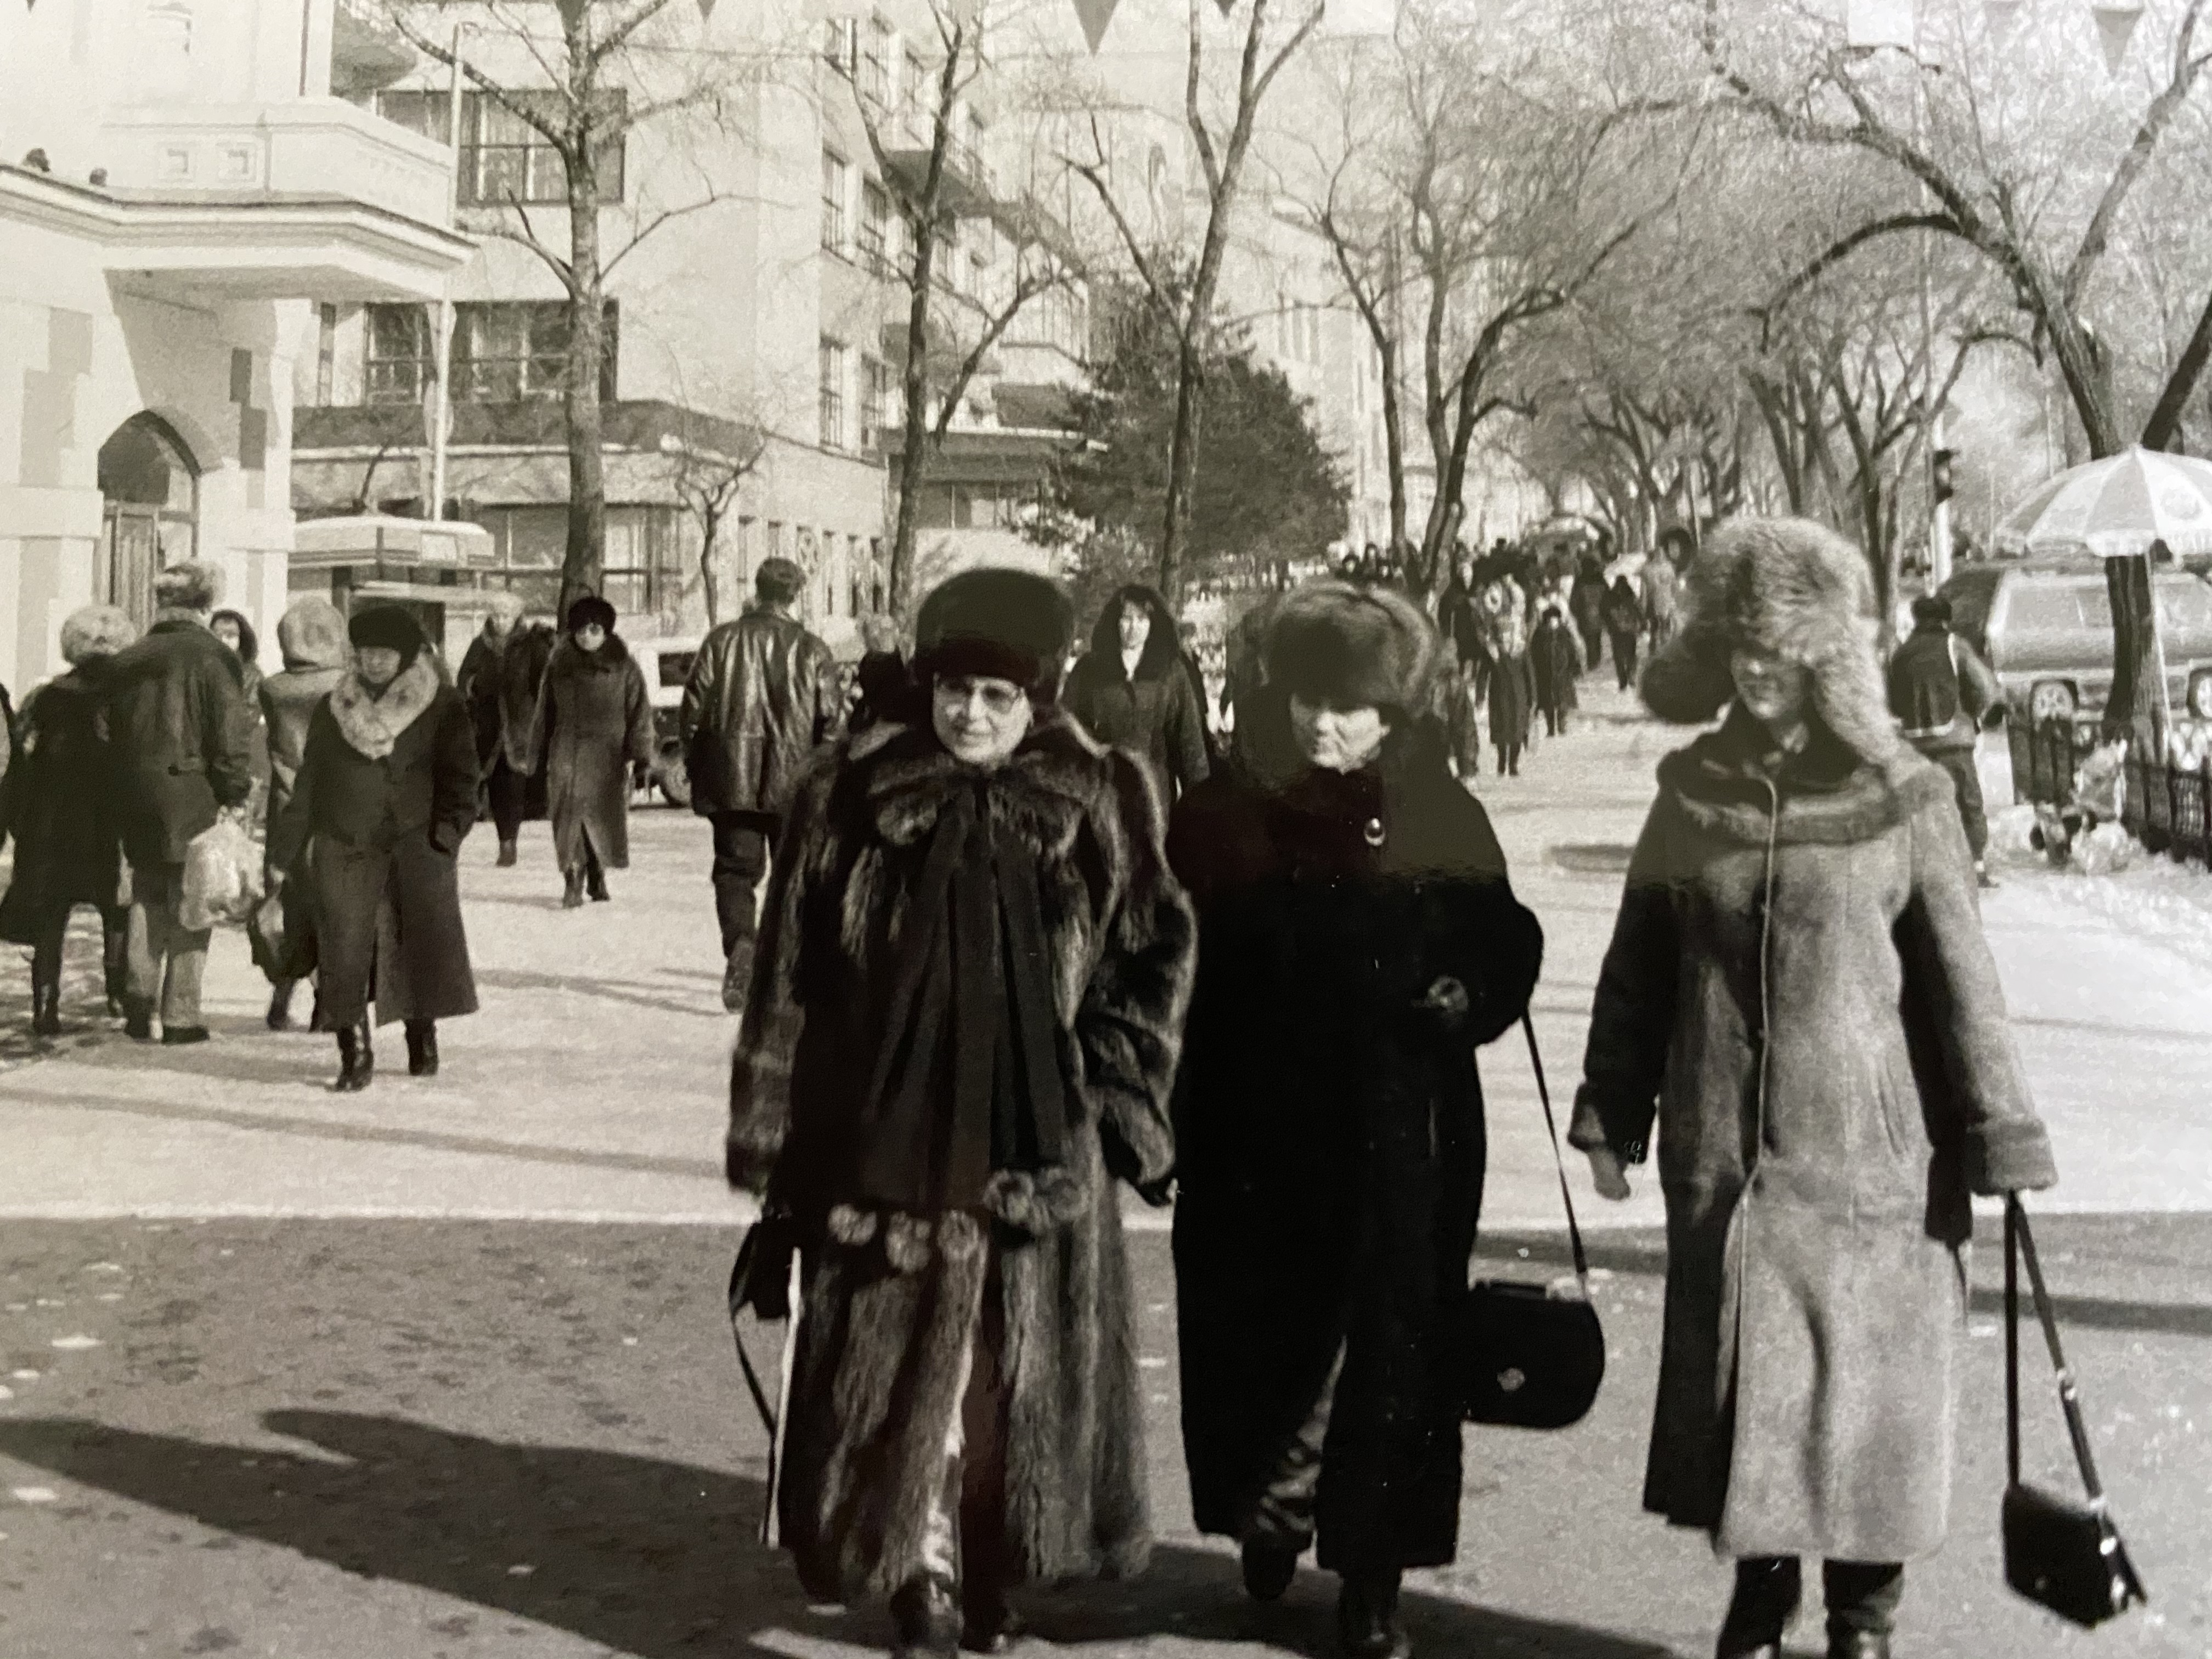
0,99,472,302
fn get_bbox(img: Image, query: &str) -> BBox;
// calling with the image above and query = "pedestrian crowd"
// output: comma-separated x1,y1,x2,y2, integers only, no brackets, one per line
0,514,2050,1659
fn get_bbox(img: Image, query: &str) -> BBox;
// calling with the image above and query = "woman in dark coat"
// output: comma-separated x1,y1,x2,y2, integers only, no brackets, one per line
1167,581,1543,1659
1482,585,1534,775
1528,600,1582,736
1570,518,2058,1659
727,569,1196,1659
0,606,138,1032
1601,574,1645,692
257,597,351,1031
272,607,479,1090
1568,553,1609,670
529,596,653,907
1061,584,1210,805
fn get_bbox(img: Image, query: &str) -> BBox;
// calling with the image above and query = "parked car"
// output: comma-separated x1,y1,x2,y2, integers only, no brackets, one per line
1938,560,2212,722
625,634,700,807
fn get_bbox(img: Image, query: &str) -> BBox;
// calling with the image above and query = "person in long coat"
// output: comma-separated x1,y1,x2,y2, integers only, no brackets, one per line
1061,584,1210,805
0,606,137,1033
257,597,351,1031
726,568,1197,1659
455,591,530,867
1568,552,1609,670
1167,582,1543,1659
1528,600,1583,737
1481,584,1534,775
272,606,479,1091
530,595,653,908
1568,517,2058,1659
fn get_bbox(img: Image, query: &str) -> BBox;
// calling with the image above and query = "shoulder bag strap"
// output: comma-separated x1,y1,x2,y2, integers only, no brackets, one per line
2006,1193,2108,1506
1520,1012,1590,1286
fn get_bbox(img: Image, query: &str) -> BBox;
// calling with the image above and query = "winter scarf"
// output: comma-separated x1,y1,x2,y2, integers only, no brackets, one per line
852,771,1073,1218
328,654,441,759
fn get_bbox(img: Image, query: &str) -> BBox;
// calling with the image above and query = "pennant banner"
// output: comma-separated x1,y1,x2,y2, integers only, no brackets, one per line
1844,0,1915,50
1073,0,1118,52
2092,2,2143,75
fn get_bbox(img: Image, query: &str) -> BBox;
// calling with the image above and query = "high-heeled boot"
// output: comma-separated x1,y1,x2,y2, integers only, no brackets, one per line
1716,1557,1802,1659
405,1019,439,1077
334,1021,375,1092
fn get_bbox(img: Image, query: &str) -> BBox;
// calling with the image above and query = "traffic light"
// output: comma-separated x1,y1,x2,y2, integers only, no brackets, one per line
1932,448,1956,504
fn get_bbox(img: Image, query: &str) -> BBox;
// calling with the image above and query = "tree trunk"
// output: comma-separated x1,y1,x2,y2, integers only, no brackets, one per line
560,144,606,620
1158,335,1205,599
2102,551,2170,755
890,217,938,618
1379,338,1406,549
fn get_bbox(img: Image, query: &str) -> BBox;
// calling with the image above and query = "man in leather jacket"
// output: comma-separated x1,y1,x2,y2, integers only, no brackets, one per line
679,556,842,1011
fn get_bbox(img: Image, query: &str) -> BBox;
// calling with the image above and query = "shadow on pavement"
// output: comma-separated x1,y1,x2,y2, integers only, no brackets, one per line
0,1411,1678,1658
476,966,725,1021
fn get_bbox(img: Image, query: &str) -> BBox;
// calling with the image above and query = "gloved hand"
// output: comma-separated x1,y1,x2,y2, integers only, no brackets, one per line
1135,1175,1176,1209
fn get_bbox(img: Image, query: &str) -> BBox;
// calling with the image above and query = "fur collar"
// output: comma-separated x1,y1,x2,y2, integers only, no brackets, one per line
855,707,1113,862
1661,706,1947,846
328,654,441,759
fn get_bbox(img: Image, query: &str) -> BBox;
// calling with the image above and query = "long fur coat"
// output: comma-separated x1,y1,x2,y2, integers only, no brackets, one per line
726,708,1197,1599
529,635,652,870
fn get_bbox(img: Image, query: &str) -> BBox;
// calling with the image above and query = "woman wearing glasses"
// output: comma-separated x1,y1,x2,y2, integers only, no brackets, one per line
725,568,1197,1659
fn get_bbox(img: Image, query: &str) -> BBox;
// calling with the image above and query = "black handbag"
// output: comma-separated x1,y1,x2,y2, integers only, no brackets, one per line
2003,1194,2148,1628
1462,1014,1606,1430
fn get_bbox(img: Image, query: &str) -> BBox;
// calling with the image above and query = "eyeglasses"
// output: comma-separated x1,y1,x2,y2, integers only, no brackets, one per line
933,676,1025,716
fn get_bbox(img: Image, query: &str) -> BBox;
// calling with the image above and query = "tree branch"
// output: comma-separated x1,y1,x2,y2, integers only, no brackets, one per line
600,188,734,279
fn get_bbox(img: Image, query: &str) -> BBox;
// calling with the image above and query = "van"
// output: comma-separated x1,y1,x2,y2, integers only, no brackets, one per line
625,635,701,807
1937,561,2212,721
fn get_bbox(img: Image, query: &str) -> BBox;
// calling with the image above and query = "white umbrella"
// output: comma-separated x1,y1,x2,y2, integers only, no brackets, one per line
1995,445,2212,560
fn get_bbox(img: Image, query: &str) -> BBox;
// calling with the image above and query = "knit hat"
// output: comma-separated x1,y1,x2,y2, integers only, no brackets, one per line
1263,579,1437,714
913,568,1074,700
58,605,137,665
276,597,349,672
348,605,427,666
566,594,617,635
1641,515,1901,765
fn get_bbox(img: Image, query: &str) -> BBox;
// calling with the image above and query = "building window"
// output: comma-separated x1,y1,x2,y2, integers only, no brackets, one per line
821,150,849,256
820,338,848,449
601,505,685,622
822,16,856,71
374,88,626,207
315,302,338,406
862,15,892,104
454,300,617,403
903,48,928,138
860,178,890,269
364,302,432,404
860,354,890,450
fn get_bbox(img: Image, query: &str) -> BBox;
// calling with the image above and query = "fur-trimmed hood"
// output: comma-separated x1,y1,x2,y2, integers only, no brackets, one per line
1641,515,1903,768
328,653,441,759
1660,704,1950,847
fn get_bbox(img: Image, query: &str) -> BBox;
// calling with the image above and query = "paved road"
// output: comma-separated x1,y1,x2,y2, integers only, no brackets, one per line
2,685,2208,1656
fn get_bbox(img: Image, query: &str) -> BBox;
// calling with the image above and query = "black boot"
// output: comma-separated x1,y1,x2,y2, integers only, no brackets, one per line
102,926,128,1018
307,988,328,1034
1716,1558,1801,1659
1829,1637,1889,1659
586,864,610,902
1241,1537,1299,1602
405,1019,439,1077
496,837,518,868
562,868,586,909
334,1022,375,1092
1338,1571,1410,1659
889,1576,961,1659
31,980,61,1037
267,980,296,1031
123,997,155,1041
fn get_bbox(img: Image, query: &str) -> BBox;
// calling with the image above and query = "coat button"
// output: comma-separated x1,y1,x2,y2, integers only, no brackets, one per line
1362,817,1386,847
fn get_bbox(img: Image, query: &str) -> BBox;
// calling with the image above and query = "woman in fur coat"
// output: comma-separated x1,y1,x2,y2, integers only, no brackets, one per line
529,596,653,907
726,568,1195,1659
272,607,479,1090
1167,582,1543,1659
1570,517,2058,1659
0,605,137,1033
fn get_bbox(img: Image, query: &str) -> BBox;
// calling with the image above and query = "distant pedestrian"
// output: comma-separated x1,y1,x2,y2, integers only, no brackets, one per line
679,556,842,1011
271,606,479,1091
210,609,263,709
1645,529,1688,649
1602,573,1644,691
531,595,654,910
0,606,137,1034
1062,584,1210,805
1167,580,1542,1659
1483,588,1533,776
1887,594,2002,888
257,597,351,1031
1573,517,2058,1659
456,591,531,866
1528,602,1582,737
1569,553,1609,669
725,568,1195,1656
105,561,256,1045
847,612,912,733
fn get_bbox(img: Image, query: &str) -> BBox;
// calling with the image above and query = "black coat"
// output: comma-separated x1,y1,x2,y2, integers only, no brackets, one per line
0,668,124,940
104,617,256,868
1165,691,1543,1573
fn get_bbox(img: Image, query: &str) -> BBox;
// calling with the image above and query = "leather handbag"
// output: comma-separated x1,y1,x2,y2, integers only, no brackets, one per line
1462,1014,1606,1430
2003,1194,2148,1628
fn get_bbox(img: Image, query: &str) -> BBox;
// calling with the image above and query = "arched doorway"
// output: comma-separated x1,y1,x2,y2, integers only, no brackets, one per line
98,414,199,626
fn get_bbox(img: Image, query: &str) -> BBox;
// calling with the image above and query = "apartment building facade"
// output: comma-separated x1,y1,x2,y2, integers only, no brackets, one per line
0,0,469,692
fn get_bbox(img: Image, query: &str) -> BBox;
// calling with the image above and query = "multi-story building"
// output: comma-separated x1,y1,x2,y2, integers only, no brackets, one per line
0,0,470,692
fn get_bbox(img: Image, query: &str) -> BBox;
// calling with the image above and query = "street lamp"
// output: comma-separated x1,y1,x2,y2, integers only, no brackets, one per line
428,19,474,529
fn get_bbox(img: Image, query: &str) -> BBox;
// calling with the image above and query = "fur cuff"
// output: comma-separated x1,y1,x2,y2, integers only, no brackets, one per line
981,1166,1088,1235
1965,1116,2057,1195
1567,1084,1650,1165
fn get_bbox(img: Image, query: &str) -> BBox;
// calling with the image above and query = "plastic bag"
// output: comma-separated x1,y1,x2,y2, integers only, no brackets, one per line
179,812,264,932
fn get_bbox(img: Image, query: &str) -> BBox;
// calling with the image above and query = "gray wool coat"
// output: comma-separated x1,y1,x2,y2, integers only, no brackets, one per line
726,709,1197,1600
529,636,653,871
1570,709,2057,1564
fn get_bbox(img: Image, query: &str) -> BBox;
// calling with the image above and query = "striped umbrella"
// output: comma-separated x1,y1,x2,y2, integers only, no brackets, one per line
1994,445,2212,560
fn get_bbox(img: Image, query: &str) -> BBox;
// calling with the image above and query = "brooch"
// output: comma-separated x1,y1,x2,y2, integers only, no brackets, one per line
1363,817,1386,848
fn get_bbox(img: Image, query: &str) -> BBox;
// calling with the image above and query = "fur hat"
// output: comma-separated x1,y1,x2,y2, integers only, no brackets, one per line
1641,515,1901,765
485,589,526,625
913,568,1074,700
566,594,618,635
1263,579,1437,714
276,597,349,672
58,605,137,665
153,560,222,614
348,604,426,665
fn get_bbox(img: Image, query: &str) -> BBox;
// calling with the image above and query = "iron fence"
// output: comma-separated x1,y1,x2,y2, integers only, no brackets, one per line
2010,714,2212,866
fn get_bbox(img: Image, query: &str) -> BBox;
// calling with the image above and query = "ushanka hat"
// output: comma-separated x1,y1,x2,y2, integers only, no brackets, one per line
347,605,427,666
1640,515,1901,765
913,568,1074,701
566,594,617,635
1263,579,1437,714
